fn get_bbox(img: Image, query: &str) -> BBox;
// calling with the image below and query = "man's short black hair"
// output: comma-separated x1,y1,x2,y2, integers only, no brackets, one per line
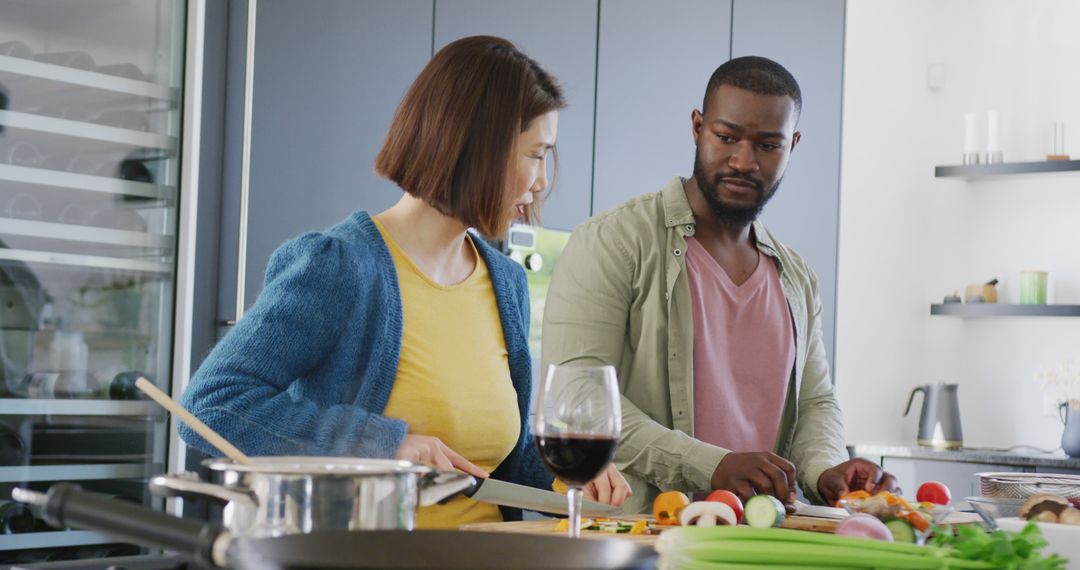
704,56,802,118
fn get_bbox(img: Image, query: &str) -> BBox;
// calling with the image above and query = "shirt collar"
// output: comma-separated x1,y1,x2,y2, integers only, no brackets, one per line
661,176,780,259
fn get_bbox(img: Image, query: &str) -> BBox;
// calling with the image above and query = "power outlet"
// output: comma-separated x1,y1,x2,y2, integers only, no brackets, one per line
1043,392,1063,419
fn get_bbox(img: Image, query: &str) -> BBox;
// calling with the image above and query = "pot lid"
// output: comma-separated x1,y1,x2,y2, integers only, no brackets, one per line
202,456,433,475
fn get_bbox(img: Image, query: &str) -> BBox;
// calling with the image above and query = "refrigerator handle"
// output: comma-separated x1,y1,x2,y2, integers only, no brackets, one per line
230,0,258,327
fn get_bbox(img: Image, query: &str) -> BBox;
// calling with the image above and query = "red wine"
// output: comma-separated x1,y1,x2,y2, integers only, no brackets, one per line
534,435,617,486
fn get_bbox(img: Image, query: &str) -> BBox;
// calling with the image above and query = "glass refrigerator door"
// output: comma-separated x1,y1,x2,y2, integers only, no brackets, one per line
0,0,188,562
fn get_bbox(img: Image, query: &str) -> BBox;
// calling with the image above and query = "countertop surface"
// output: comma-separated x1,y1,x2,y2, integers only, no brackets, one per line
851,442,1080,470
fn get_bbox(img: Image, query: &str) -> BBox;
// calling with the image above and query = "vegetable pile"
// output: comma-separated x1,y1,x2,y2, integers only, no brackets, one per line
657,522,1067,569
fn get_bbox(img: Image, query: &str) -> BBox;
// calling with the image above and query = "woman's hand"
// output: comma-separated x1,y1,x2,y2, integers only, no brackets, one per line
394,434,489,479
583,463,632,507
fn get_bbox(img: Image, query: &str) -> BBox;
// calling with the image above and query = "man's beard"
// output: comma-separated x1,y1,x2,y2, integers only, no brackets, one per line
692,153,781,226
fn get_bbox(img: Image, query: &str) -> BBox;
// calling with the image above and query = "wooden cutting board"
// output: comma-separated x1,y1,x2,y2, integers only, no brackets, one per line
460,515,840,547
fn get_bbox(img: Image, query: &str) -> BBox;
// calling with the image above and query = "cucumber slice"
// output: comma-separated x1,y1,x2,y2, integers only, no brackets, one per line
884,518,917,543
744,495,786,528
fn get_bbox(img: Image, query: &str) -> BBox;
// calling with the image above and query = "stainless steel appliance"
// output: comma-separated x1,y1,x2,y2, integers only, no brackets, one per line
904,383,964,449
0,0,202,562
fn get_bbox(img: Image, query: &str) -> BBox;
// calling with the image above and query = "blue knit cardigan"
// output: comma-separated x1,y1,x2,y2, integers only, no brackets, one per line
180,211,553,498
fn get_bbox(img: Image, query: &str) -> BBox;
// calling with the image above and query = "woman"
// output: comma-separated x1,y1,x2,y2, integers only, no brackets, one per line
180,36,630,527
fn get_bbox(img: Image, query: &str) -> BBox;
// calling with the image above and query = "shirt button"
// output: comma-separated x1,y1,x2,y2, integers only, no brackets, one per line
664,292,670,300
684,225,694,234
673,249,682,256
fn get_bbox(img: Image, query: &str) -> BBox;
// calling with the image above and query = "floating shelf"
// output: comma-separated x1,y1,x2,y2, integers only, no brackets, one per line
0,530,115,551
930,303,1080,317
1,218,172,249
0,163,175,201
0,399,162,417
0,463,161,483
0,54,176,102
935,160,1080,178
0,110,177,151
0,248,172,273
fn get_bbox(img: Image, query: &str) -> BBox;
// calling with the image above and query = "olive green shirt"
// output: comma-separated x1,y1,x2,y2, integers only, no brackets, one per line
541,177,848,514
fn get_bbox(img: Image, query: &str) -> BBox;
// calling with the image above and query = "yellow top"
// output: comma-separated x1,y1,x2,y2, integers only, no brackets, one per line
375,220,520,529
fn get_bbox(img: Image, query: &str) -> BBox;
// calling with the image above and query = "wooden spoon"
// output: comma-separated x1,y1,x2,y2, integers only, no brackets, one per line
135,377,254,465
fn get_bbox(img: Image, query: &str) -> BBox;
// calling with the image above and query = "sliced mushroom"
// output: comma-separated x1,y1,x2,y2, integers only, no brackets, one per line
1059,507,1080,526
1021,494,1071,520
679,501,738,527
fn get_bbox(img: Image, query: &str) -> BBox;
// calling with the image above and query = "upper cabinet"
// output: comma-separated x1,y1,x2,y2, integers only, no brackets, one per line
592,0,732,215
220,0,434,317
434,0,599,232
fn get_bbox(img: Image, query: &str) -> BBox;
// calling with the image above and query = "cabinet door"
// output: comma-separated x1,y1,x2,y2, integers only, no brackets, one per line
433,0,598,232
592,0,732,215
881,457,1029,509
220,0,434,318
731,0,845,364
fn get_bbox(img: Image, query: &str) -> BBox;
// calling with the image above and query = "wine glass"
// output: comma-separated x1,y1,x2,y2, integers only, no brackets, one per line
533,364,621,538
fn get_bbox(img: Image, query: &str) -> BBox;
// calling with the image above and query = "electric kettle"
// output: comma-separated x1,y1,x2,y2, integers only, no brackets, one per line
904,383,963,449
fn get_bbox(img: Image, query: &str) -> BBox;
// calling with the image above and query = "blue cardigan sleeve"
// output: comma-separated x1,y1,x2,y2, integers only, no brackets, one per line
179,232,407,458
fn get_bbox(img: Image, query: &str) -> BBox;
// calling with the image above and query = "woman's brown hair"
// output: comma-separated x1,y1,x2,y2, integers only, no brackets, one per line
375,35,565,237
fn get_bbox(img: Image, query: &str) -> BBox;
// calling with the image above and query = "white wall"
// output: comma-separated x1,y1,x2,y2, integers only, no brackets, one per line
838,0,1080,450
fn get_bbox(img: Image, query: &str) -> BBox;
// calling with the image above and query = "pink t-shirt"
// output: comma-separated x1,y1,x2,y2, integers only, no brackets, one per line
685,237,795,454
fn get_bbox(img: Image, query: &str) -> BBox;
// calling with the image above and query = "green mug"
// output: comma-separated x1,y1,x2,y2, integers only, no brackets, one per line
1020,270,1047,304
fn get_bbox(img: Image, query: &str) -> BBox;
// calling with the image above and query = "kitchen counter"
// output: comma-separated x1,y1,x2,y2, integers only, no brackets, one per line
850,443,1080,470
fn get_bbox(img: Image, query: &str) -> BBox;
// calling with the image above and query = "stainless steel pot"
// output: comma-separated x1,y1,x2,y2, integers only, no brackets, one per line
150,457,475,537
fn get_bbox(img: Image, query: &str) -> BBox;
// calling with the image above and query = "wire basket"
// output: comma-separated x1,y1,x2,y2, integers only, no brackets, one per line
976,472,1080,507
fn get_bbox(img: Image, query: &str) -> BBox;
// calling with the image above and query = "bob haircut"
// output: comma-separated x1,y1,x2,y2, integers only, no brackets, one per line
375,35,565,237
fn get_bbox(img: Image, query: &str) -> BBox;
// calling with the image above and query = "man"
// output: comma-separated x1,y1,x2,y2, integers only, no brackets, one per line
541,56,896,514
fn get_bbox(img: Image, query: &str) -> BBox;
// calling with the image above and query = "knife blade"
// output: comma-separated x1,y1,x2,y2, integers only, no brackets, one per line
465,478,623,517
792,500,849,520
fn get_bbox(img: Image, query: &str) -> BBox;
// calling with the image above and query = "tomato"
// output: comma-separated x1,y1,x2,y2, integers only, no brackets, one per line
705,489,744,524
915,481,951,505
653,491,691,525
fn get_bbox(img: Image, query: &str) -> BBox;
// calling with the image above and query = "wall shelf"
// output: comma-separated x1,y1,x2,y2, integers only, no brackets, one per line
930,303,1080,317
935,160,1080,178
1,218,172,249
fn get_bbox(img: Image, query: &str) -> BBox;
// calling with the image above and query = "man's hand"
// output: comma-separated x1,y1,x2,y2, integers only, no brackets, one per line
583,463,632,507
817,458,898,505
394,434,490,479
711,452,797,506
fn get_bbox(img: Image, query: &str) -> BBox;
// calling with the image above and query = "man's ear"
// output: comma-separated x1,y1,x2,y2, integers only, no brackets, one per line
691,109,704,145
790,131,802,152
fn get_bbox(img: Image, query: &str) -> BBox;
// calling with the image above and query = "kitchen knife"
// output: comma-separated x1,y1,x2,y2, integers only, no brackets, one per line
792,500,849,520
465,478,623,517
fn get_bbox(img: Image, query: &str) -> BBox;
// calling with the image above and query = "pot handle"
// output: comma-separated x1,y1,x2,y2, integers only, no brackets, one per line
418,470,477,507
14,484,227,568
150,473,258,510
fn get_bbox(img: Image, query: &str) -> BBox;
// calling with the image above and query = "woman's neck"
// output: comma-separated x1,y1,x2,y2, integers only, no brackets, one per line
375,194,477,286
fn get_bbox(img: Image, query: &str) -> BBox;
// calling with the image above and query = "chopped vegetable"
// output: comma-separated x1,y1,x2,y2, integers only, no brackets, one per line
654,490,691,526
744,494,785,529
915,481,951,506
553,517,593,532
705,489,745,524
834,513,894,542
679,501,738,527
657,523,1066,569
885,518,917,543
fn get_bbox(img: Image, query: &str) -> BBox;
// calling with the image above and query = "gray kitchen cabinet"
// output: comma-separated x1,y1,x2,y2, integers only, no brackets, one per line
591,0,732,215
216,0,434,322
877,457,1028,509
731,0,845,364
433,0,598,232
